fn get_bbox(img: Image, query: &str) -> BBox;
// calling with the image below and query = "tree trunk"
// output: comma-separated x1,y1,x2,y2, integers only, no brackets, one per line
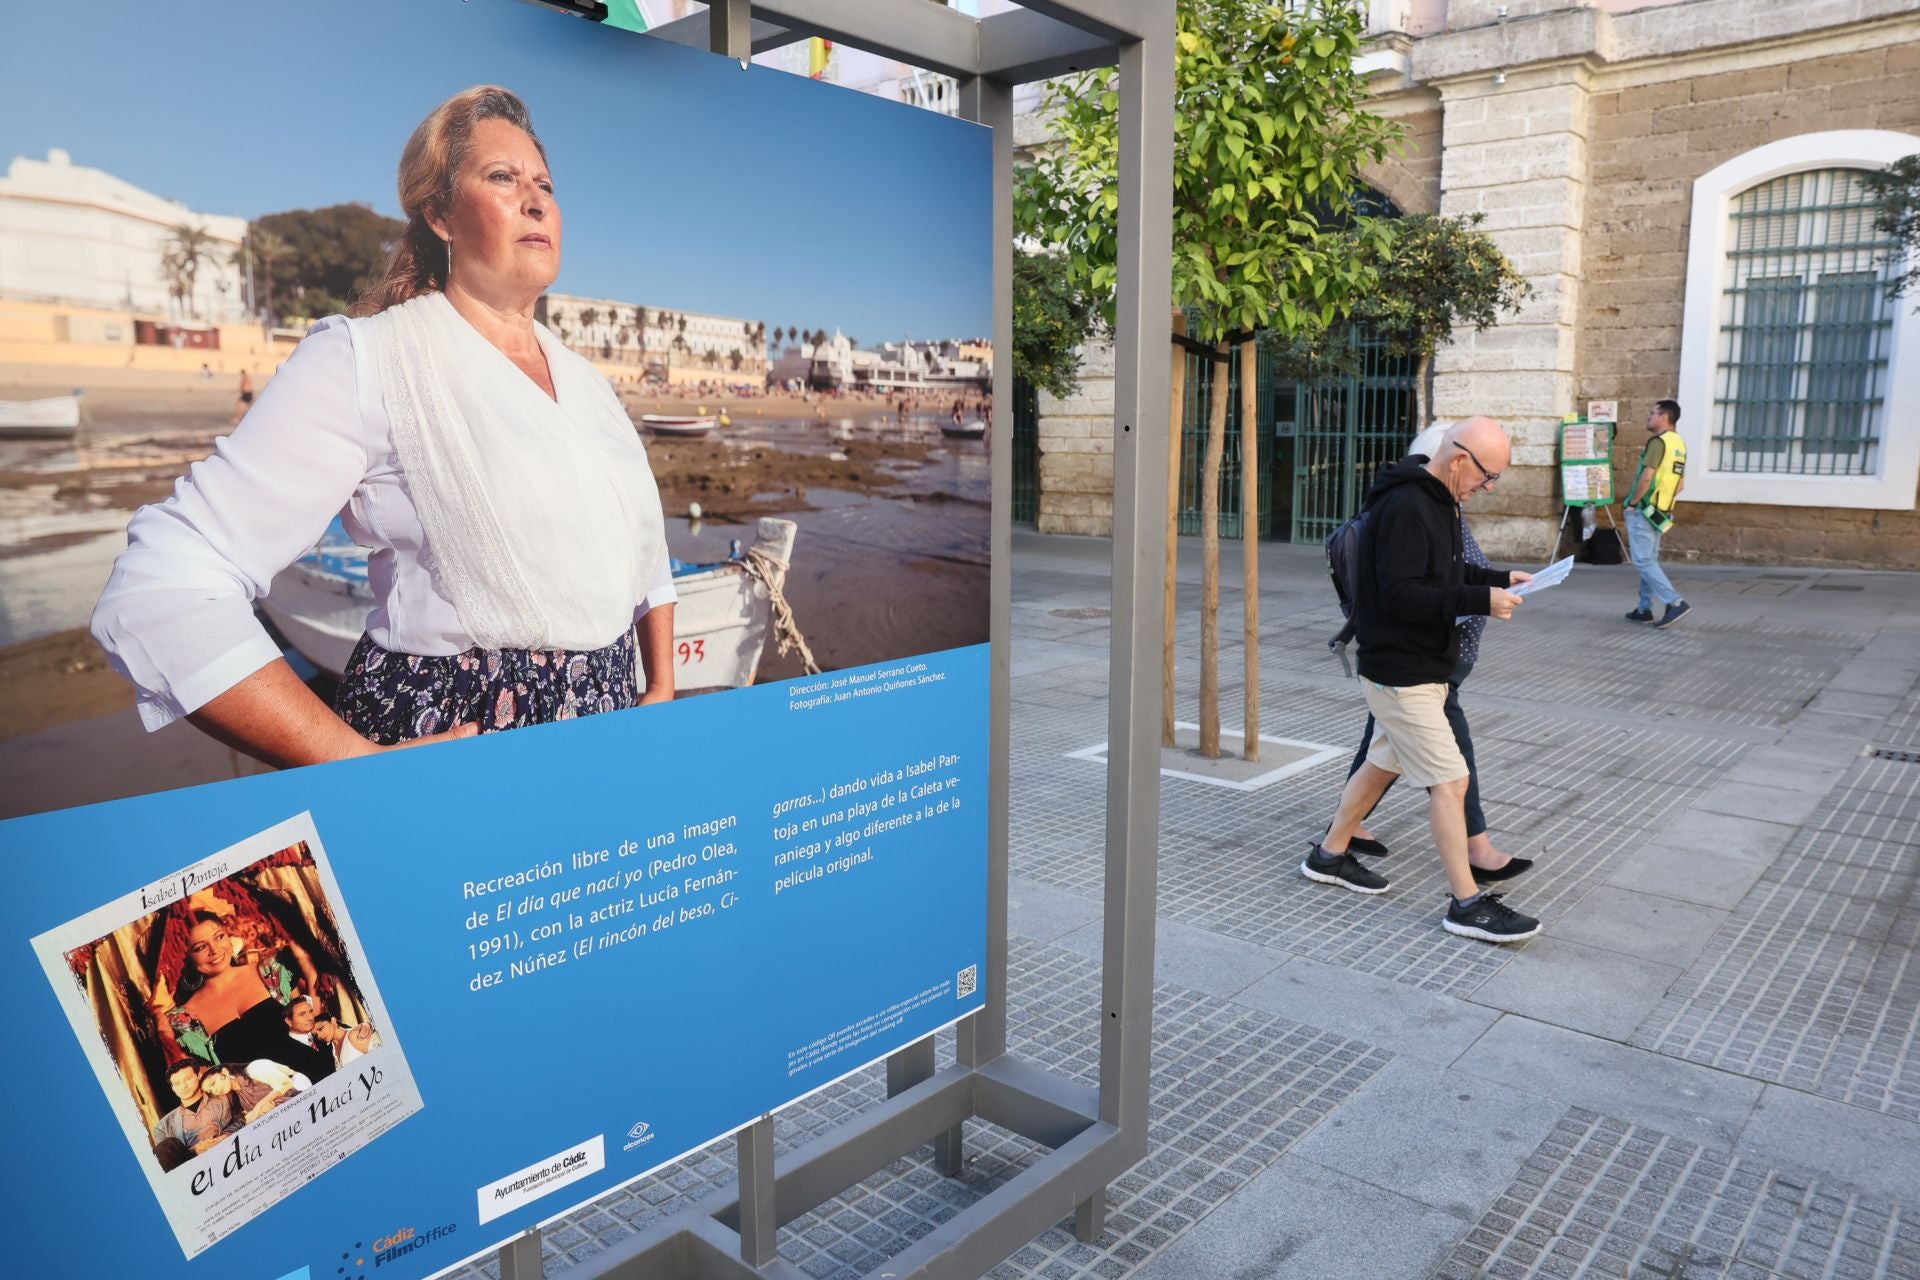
1240,338,1260,763
1164,311,1187,748
1198,342,1229,759
1415,351,1433,434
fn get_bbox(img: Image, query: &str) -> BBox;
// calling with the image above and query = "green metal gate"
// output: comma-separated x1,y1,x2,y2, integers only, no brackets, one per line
1174,346,1269,538
1011,373,1038,526
1289,334,1419,544
1175,331,1415,542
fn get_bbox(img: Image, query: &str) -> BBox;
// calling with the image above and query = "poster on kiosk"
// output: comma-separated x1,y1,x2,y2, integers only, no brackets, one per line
0,3,992,1275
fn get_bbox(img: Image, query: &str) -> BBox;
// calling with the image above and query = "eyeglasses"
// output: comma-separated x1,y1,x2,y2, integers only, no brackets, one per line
1456,442,1500,489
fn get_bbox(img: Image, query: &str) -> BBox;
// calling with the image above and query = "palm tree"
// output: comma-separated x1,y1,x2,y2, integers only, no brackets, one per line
579,307,601,346
246,228,293,327
164,223,216,320
730,347,745,372
773,325,784,350
160,246,190,319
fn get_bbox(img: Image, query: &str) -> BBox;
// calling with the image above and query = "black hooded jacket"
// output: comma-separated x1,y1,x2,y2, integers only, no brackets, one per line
1354,457,1508,686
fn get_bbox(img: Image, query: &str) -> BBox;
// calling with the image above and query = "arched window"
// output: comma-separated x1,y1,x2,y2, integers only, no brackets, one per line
1715,169,1893,474
1678,131,1920,510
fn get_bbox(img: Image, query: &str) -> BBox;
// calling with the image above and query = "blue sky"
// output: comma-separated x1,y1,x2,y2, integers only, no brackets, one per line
0,0,992,341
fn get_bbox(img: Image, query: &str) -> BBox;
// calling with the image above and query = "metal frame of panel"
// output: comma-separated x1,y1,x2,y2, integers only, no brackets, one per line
494,4,1172,1276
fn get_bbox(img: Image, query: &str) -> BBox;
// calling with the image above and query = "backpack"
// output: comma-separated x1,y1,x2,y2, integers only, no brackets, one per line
1324,508,1371,677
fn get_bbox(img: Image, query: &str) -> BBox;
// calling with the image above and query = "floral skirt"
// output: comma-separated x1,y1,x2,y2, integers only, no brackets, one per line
335,632,639,746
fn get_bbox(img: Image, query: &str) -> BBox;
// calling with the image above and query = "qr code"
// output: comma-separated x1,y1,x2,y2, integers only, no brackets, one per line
956,965,978,999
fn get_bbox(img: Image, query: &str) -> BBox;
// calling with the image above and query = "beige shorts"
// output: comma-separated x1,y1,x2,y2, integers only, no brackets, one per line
1362,679,1469,789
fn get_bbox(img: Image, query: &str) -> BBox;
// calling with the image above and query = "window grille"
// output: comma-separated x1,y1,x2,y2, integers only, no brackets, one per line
1712,168,1896,475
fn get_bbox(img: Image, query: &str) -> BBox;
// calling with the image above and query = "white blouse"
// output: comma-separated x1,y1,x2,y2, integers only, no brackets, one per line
92,315,677,732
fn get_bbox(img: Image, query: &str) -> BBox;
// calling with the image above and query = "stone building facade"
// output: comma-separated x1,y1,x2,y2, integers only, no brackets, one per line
1028,0,1920,568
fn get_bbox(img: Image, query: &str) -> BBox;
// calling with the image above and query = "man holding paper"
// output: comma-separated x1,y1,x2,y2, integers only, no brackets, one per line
1302,418,1544,944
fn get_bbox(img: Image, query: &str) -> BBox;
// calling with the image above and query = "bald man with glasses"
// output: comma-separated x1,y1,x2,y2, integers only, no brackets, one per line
1302,417,1544,943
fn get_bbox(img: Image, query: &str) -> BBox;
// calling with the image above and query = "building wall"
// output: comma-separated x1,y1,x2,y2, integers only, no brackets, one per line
0,150,249,323
1363,101,1445,215
1035,341,1117,536
1579,42,1920,568
1405,0,1920,566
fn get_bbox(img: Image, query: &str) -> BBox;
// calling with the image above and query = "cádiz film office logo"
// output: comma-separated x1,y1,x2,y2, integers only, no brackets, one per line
623,1120,656,1152
335,1221,459,1277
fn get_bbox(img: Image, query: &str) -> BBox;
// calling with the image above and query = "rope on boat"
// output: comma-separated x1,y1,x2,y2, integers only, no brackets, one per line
741,544,821,675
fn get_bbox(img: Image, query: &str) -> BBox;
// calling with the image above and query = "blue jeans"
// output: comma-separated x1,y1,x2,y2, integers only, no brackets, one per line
1627,507,1683,611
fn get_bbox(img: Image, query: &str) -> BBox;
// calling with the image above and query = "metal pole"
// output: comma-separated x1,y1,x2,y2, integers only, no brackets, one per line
498,1227,543,1280
1095,0,1175,1235
710,0,752,60
957,72,1014,1073
736,1116,777,1266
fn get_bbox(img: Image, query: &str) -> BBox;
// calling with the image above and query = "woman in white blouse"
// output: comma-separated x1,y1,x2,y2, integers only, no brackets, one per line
92,87,677,766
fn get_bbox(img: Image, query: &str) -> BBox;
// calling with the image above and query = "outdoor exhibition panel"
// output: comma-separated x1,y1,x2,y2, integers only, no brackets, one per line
0,3,1009,1276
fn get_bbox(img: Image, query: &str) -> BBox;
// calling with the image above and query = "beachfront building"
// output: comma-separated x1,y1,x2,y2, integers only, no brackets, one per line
537,291,767,386
1012,0,1920,569
0,149,249,326
770,329,992,394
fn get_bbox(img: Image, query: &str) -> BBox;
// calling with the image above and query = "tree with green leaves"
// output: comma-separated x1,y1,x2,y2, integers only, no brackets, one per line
1864,154,1920,304
1013,247,1103,398
1018,0,1401,759
1352,212,1529,432
251,204,403,319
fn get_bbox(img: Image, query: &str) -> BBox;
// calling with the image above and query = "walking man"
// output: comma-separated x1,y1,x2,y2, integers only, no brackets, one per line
1302,417,1543,943
1624,399,1690,627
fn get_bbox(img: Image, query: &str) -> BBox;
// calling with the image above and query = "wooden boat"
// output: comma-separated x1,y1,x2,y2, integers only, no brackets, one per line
259,516,799,694
0,394,81,438
940,418,988,440
640,413,719,437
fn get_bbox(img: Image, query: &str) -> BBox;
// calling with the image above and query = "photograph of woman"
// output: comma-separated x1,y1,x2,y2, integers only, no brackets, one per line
89,86,677,767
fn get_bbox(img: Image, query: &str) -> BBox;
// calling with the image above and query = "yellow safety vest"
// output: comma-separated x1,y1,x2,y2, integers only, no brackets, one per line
1632,432,1686,532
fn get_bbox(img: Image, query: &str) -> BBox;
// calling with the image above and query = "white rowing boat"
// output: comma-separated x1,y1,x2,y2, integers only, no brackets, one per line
640,413,719,437
259,516,800,694
0,394,81,438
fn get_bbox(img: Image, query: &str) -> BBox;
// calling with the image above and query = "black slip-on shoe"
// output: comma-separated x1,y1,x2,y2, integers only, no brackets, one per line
1325,824,1390,857
1625,608,1654,623
1300,845,1390,895
1654,600,1692,628
1472,856,1535,884
1443,893,1541,943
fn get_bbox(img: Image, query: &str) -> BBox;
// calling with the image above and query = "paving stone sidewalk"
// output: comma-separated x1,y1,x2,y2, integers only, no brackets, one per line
451,534,1920,1280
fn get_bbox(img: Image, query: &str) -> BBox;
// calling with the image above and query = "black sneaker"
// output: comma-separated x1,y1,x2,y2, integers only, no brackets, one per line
1654,600,1692,628
1443,893,1540,943
1625,607,1654,623
1300,844,1390,895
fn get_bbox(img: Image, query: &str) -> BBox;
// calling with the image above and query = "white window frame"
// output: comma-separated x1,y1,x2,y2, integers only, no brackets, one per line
1677,130,1920,510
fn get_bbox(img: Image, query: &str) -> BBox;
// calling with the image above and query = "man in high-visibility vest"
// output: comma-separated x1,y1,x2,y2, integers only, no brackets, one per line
1624,398,1691,628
